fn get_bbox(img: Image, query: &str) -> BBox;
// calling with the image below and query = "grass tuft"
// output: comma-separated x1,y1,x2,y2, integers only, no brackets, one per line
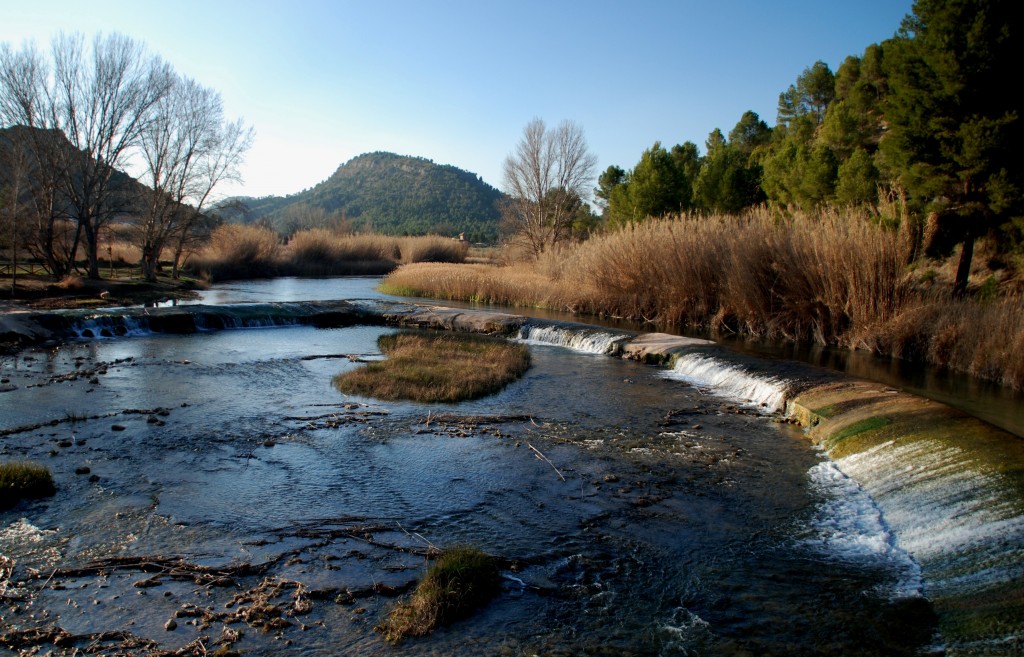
376,545,500,643
333,331,530,403
0,461,56,510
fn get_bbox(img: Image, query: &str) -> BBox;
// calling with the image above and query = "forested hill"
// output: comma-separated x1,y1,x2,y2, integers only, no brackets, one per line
223,152,505,242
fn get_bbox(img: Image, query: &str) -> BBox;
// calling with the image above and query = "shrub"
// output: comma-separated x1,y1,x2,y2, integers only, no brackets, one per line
376,546,500,643
0,462,56,510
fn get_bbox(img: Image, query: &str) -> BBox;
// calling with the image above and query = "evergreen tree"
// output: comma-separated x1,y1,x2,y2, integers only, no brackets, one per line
777,60,836,127
880,0,1023,295
693,122,767,214
607,142,688,225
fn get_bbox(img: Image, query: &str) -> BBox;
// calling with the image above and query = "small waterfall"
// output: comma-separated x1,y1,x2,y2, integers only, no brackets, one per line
663,353,790,412
72,315,150,339
30,301,372,342
831,438,1024,600
518,323,633,356
800,460,923,599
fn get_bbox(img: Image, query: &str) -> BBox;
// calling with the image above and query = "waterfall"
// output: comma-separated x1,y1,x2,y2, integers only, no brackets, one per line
801,460,923,599
29,301,372,342
830,438,1024,600
663,353,790,412
517,323,634,356
71,314,150,339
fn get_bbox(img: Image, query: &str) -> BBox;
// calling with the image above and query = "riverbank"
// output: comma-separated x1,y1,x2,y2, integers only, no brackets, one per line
379,211,1024,392
0,274,203,310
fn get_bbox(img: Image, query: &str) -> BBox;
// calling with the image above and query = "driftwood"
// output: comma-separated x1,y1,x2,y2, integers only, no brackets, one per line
527,442,566,481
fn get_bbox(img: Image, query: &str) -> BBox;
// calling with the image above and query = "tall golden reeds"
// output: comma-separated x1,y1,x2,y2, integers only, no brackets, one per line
190,224,282,280
379,207,1024,389
191,228,468,281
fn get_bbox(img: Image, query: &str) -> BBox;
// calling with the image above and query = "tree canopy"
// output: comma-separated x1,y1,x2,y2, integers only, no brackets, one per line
591,0,1022,296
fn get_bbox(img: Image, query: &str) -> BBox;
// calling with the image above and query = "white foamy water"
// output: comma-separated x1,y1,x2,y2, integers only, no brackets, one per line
832,439,1024,596
518,324,631,355
662,353,789,412
72,315,149,339
800,461,923,599
0,519,62,599
0,517,58,545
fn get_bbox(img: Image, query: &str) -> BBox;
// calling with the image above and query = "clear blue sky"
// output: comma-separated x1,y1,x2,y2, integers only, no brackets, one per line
1,0,913,200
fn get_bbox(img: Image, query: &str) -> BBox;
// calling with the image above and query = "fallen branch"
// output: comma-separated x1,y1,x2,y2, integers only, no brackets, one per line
527,442,565,481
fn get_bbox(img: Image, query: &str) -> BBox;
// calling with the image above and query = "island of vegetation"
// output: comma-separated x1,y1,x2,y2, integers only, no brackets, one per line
376,545,501,643
0,461,55,510
333,331,531,403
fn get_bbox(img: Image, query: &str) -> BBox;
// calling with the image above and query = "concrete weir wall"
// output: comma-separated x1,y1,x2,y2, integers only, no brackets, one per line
3,300,1023,652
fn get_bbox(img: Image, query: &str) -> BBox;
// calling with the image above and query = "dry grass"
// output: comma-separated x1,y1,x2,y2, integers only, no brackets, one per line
333,331,530,403
190,229,468,281
870,294,1024,389
376,546,500,643
284,230,399,276
398,236,468,264
106,239,141,264
379,207,1024,390
190,224,282,280
0,461,56,509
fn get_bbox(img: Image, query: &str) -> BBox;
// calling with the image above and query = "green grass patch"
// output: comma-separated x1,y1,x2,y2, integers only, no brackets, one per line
0,461,56,510
812,403,840,418
376,545,500,643
333,331,530,403
829,416,893,444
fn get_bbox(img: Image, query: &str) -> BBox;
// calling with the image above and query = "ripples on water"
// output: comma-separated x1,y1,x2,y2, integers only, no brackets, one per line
0,285,940,655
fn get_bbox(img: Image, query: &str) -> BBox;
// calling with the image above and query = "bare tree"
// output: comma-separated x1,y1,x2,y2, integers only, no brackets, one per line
501,118,597,256
0,33,173,280
0,43,74,277
51,33,173,279
135,75,252,281
0,129,30,291
168,115,253,279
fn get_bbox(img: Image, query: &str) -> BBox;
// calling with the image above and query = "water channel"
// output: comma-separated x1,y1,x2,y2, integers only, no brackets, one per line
0,277,987,655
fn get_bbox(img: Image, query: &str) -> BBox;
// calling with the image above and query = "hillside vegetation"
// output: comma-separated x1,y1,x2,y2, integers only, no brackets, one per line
222,152,503,242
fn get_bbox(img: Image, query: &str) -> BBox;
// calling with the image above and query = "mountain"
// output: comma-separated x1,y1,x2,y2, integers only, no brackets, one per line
224,152,505,242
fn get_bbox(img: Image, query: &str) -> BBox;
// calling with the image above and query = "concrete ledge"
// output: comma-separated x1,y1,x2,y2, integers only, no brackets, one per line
621,332,718,364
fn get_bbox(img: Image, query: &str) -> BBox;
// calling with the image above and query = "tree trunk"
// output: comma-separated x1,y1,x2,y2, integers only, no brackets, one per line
141,243,160,282
82,220,101,280
953,234,975,298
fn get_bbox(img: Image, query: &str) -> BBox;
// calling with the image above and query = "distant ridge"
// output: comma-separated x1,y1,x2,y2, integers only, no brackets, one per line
222,152,504,242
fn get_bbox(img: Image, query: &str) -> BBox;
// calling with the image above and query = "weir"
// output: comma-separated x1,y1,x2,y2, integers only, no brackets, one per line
2,300,1022,653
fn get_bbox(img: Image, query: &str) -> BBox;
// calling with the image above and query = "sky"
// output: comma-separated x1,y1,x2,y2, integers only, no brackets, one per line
1,0,914,200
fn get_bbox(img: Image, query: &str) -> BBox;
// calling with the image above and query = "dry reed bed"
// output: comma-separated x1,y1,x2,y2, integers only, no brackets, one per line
382,209,1024,390
190,225,467,280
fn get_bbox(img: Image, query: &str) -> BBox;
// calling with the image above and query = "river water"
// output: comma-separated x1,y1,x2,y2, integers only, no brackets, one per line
1,278,940,655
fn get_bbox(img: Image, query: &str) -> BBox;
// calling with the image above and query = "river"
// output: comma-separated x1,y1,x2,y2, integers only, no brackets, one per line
0,276,972,655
